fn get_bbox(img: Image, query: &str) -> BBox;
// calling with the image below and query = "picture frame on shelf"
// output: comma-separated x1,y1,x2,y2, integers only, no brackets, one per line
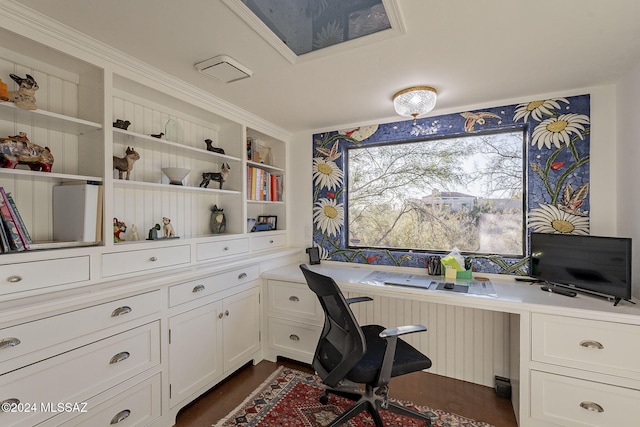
251,215,276,232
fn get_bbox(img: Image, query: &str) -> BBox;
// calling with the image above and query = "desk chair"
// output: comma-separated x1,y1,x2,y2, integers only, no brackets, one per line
299,264,433,427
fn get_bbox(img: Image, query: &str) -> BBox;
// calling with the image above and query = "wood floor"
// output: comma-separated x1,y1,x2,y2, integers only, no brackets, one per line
174,358,518,427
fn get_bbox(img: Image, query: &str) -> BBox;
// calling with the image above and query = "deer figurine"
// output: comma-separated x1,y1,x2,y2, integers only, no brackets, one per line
113,146,140,180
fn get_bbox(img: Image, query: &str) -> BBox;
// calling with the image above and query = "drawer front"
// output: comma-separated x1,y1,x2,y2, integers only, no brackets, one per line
531,370,640,427
0,291,161,370
196,238,249,261
0,256,89,295
268,280,323,323
251,233,286,251
268,317,321,361
102,245,191,277
0,322,160,427
169,265,260,307
531,313,640,379
60,373,161,427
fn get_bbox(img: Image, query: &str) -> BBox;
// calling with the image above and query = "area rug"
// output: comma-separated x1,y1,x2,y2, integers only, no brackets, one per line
213,367,494,427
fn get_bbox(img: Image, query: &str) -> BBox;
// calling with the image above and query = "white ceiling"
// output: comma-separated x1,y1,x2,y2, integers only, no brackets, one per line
13,0,640,134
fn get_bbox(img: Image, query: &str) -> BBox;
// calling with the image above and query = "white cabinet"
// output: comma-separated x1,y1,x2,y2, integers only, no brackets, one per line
223,286,260,371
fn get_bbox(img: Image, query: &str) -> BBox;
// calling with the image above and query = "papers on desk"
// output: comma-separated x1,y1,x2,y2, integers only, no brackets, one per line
361,271,497,297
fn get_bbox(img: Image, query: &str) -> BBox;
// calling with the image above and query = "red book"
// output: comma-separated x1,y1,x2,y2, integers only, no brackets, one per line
0,188,26,251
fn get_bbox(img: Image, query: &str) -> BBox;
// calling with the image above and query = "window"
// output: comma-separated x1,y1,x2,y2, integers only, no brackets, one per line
346,130,525,256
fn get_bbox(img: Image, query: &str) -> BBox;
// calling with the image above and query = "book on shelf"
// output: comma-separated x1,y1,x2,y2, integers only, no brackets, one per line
246,166,282,202
0,187,27,251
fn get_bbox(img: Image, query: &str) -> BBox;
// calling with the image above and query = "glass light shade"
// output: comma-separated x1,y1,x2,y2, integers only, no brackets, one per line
393,86,438,122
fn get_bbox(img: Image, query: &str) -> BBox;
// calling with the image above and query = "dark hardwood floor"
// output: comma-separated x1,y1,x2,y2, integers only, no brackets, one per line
174,358,518,427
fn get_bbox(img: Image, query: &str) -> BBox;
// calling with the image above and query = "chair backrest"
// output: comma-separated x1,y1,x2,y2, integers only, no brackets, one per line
299,264,366,387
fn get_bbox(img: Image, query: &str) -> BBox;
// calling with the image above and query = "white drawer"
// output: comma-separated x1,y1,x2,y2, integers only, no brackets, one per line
268,317,320,361
0,256,89,295
532,313,640,379
169,265,260,307
60,372,161,427
0,291,161,372
251,232,286,251
268,280,323,323
0,322,160,427
196,237,248,261
102,245,190,277
531,370,640,427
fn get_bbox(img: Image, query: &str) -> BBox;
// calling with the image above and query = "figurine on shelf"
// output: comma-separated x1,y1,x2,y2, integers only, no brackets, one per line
113,119,131,130
7,74,39,110
209,205,226,234
150,132,164,139
204,139,225,154
113,218,126,242
0,78,9,101
130,224,139,241
113,146,140,180
147,223,161,240
0,132,54,172
199,162,230,189
162,217,175,238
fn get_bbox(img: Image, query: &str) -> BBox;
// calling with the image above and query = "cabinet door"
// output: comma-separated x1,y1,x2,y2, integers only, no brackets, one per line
223,286,260,372
168,301,223,406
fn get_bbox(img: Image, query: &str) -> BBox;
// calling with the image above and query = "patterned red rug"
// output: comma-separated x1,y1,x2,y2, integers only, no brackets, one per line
214,367,494,427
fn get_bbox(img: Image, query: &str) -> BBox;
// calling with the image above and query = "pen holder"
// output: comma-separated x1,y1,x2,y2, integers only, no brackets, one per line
444,266,457,280
456,269,473,279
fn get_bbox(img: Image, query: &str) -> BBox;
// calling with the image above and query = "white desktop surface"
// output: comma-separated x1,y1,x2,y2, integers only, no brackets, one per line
263,262,640,324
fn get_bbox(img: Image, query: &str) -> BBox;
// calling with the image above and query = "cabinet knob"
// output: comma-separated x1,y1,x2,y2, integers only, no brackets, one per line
111,306,132,317
6,275,22,283
579,340,604,350
580,401,604,413
289,334,300,341
149,256,158,262
269,240,274,244
289,296,300,302
110,409,131,424
225,310,230,316
0,337,21,350
238,273,247,280
192,284,206,293
1,398,20,412
218,312,224,319
223,247,229,251
109,351,131,365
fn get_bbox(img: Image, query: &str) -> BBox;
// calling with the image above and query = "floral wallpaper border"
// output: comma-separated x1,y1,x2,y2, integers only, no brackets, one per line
311,95,591,275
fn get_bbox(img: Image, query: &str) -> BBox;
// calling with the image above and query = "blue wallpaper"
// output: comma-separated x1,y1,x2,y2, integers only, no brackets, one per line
312,95,591,275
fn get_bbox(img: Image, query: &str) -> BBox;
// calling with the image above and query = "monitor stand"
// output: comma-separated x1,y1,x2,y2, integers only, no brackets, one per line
613,297,636,307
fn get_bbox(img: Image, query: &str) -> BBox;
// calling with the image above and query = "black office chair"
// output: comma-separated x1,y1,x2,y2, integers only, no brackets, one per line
299,264,433,427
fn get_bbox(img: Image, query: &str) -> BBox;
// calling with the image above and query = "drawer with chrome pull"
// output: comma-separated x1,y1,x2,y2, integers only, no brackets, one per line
0,256,89,295
267,317,320,363
169,265,259,307
0,321,160,427
102,244,191,278
531,313,640,380
0,291,160,372
251,232,286,252
267,280,323,324
196,237,249,262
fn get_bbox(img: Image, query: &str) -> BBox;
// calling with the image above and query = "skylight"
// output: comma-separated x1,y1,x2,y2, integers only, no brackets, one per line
222,0,402,63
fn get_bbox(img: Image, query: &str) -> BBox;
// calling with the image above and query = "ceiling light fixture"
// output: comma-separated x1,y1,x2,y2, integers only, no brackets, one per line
195,55,252,83
392,86,438,124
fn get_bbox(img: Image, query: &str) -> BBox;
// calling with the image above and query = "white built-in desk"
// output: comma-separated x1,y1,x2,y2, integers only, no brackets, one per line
261,261,640,427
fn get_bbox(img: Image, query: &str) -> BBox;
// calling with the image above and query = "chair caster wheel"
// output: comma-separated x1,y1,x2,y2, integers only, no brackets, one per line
319,393,329,405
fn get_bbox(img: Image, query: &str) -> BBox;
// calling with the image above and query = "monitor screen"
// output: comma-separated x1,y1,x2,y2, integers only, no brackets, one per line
529,233,632,300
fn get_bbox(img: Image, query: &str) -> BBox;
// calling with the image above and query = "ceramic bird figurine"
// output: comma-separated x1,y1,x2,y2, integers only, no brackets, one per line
460,111,502,132
150,132,164,139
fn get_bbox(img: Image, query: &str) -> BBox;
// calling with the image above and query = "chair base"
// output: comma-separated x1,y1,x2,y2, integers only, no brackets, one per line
321,383,432,427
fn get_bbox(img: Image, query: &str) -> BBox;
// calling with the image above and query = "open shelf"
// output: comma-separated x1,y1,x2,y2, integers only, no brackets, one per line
0,102,102,135
113,179,241,195
0,167,103,183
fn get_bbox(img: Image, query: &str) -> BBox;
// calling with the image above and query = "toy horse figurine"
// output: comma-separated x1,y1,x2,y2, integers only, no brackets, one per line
7,74,39,110
199,163,230,189
113,146,140,180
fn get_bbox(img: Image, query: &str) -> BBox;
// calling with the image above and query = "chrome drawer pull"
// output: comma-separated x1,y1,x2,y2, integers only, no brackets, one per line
1,398,20,412
149,256,158,262
110,409,131,424
238,272,247,280
109,351,130,364
7,275,22,283
192,284,206,293
0,337,21,350
580,401,604,413
289,334,300,341
289,296,300,302
111,306,132,317
580,340,604,350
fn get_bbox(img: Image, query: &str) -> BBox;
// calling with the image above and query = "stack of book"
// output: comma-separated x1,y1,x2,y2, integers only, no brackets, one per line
247,166,283,202
0,186,32,253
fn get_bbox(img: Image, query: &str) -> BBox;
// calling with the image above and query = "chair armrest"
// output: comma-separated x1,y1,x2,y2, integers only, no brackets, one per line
346,296,373,305
379,324,426,338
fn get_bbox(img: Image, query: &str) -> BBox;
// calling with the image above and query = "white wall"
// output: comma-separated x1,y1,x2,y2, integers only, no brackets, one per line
616,61,640,298
289,85,620,262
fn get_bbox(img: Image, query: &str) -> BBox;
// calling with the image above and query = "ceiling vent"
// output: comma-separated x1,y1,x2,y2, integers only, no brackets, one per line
195,55,252,83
